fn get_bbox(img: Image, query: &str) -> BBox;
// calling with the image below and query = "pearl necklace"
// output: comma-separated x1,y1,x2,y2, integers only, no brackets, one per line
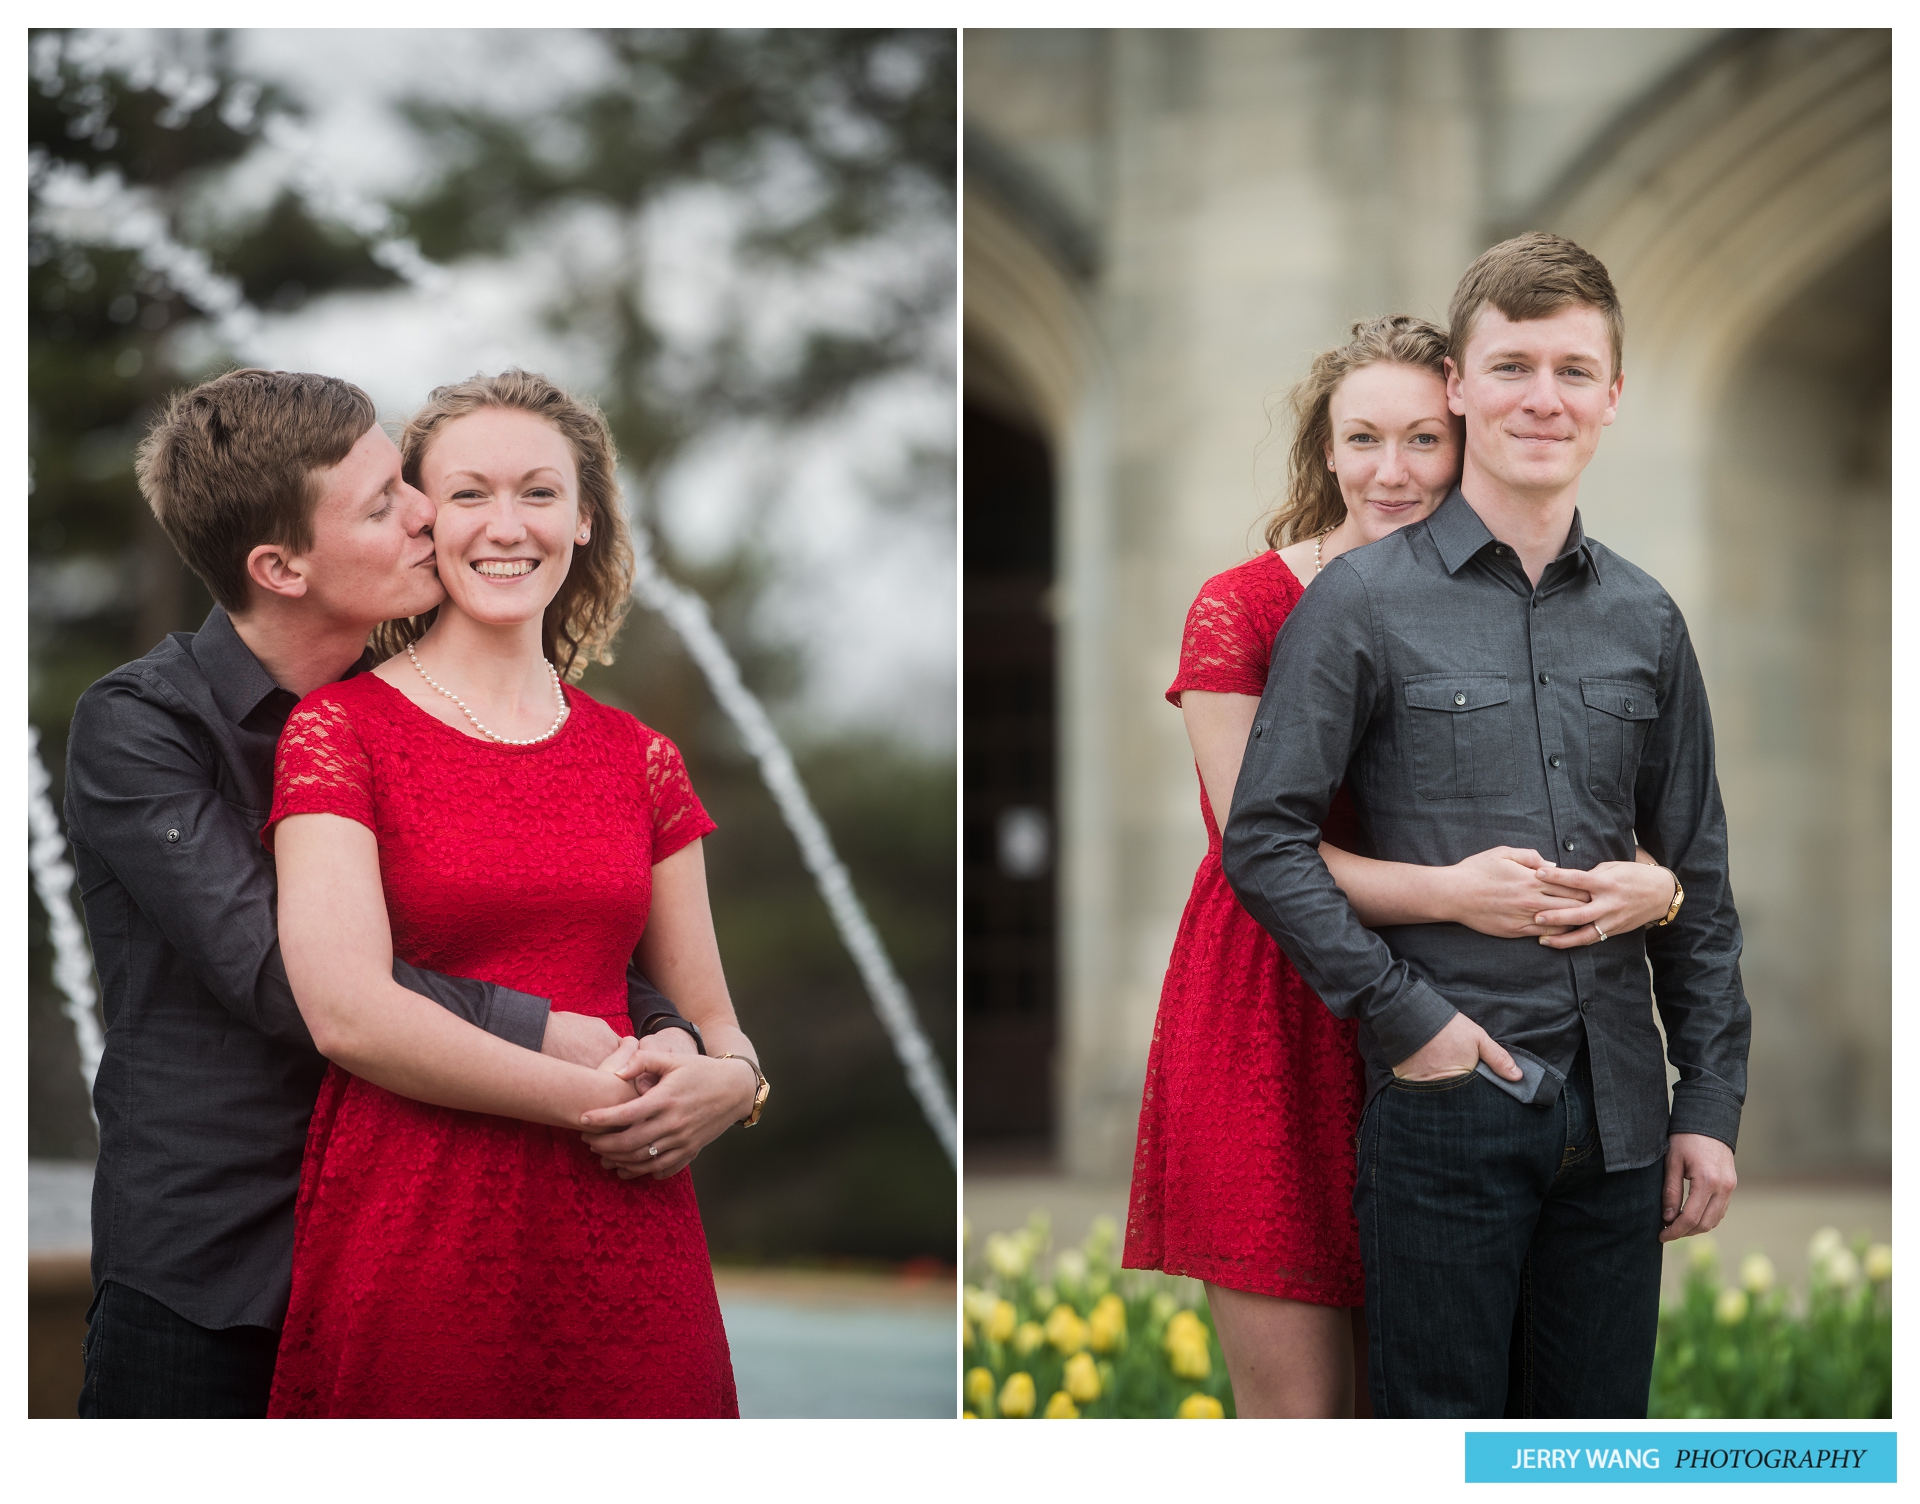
1314,527,1337,577
406,642,569,746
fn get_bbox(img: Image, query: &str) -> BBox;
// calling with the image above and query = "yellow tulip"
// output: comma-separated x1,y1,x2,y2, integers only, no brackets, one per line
987,1299,1017,1346
1063,1350,1101,1404
1687,1235,1718,1273
1808,1226,1844,1264
1864,1243,1893,1283
999,1371,1036,1418
1043,1389,1080,1419
1012,1320,1045,1357
962,1285,999,1325
1088,1291,1127,1353
1739,1253,1775,1296
1714,1287,1749,1325
962,1410,977,1419
1168,1333,1212,1381
1045,1302,1089,1356
985,1232,1031,1280
965,1366,997,1414
1178,1392,1225,1419
1162,1308,1207,1353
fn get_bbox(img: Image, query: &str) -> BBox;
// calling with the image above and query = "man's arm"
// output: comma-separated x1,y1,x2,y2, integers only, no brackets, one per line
1219,563,1514,1078
65,676,550,1051
1634,615,1749,1233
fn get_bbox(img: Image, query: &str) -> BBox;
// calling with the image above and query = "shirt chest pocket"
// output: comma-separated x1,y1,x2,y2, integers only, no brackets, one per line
1404,674,1516,799
1581,678,1658,805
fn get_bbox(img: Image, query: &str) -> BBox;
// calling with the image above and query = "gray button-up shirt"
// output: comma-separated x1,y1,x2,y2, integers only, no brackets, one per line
1222,489,1748,1172
65,605,675,1330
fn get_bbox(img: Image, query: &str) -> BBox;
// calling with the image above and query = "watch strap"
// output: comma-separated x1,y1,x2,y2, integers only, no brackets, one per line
639,1013,706,1055
1655,870,1685,926
718,1052,768,1126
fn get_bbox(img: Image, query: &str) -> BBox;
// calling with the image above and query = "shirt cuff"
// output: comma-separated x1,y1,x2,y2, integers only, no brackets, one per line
1365,976,1460,1068
1668,1087,1742,1152
487,984,552,1054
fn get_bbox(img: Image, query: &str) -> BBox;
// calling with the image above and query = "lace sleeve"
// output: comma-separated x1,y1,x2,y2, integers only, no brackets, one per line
638,726,716,864
262,692,376,852
1165,573,1276,705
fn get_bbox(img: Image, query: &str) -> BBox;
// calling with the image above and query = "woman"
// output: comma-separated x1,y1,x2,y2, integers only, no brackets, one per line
263,371,759,1417
1122,316,1677,1417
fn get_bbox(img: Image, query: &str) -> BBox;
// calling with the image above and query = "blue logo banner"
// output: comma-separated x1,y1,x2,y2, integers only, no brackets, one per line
1465,1432,1895,1483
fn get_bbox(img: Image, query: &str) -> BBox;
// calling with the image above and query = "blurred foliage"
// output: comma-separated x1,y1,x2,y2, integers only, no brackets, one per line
962,1215,1237,1419
28,27,955,1262
1650,1231,1892,1419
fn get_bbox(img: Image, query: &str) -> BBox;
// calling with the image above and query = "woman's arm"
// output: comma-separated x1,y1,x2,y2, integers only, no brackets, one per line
275,812,637,1127
1182,690,1642,940
579,840,761,1179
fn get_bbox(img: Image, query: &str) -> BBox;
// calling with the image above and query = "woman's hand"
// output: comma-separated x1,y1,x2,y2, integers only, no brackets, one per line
577,1049,758,1179
1531,859,1678,949
1439,847,1592,938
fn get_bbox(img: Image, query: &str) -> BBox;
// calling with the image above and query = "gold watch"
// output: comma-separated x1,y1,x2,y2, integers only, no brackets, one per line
1655,869,1685,926
719,1052,770,1127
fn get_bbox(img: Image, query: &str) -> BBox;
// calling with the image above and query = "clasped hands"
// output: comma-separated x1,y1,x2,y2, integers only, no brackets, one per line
541,1014,757,1179
1446,846,1674,949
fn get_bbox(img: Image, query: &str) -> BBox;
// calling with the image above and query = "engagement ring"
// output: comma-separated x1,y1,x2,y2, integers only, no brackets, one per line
648,1143,660,1157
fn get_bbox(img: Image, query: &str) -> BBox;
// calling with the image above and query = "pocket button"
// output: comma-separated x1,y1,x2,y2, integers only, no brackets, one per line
1453,692,1466,706
166,829,180,843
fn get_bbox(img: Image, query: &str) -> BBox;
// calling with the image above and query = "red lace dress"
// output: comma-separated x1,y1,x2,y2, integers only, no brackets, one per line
1122,551,1366,1306
261,674,738,1417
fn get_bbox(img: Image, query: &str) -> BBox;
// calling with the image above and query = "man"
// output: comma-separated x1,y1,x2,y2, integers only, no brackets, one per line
66,369,716,1417
1222,234,1749,1417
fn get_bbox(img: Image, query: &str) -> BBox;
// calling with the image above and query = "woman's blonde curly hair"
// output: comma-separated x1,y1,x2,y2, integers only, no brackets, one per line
1261,314,1453,551
370,370,635,680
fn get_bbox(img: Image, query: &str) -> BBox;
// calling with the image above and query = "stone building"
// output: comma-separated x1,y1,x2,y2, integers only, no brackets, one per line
963,29,1890,1181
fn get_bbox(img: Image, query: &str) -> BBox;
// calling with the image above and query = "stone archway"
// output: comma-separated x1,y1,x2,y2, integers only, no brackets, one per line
963,185,1119,1162
1543,30,1890,1175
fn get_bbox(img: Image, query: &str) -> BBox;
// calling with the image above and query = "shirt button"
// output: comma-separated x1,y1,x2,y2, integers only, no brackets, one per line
1549,755,1562,768
1563,838,1575,852
1538,672,1551,685
1579,997,1591,1014
1625,699,1636,714
1453,692,1466,706
166,829,180,843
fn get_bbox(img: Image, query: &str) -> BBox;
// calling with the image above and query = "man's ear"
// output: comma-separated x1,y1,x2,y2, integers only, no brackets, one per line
245,541,310,602
1444,356,1466,417
1601,369,1625,428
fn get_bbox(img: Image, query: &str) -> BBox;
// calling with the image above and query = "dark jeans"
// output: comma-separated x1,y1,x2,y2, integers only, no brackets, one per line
1354,1045,1664,1418
79,1280,280,1417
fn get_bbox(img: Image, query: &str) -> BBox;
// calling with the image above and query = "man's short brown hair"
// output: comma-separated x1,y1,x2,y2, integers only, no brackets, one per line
1448,232,1624,380
133,368,376,611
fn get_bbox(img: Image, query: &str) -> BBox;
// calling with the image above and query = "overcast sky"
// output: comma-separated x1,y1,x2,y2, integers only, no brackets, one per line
141,29,957,752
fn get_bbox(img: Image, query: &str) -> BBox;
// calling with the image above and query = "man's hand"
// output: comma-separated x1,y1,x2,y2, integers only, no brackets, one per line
623,1021,699,1094
578,1049,759,1179
1660,1132,1737,1243
540,1010,621,1068
1392,1011,1522,1083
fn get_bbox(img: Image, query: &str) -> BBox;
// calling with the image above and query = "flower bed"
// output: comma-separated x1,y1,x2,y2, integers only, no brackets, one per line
967,1216,1892,1419
962,1215,1234,1418
1649,1229,1891,1419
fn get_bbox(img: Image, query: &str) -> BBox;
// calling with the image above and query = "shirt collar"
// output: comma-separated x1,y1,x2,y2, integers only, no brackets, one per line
191,603,375,727
1424,486,1602,584
192,604,288,726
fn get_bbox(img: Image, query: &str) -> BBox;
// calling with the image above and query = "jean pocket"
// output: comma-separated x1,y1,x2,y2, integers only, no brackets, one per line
1386,1069,1482,1094
1404,674,1516,798
1580,677,1657,805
